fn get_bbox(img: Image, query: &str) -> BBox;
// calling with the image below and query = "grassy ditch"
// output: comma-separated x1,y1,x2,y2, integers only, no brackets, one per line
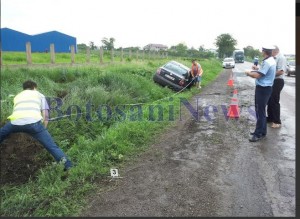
0,59,222,216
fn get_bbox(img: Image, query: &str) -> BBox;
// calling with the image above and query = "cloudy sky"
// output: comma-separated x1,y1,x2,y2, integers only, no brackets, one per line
1,0,295,54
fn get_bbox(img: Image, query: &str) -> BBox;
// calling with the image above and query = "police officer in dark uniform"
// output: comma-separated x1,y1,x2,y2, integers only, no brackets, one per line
245,45,276,142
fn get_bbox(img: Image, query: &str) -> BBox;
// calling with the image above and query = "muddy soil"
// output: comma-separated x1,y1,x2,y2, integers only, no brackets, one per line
0,133,48,185
81,68,295,217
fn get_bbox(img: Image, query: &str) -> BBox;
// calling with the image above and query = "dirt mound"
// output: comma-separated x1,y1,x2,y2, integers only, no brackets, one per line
0,133,47,185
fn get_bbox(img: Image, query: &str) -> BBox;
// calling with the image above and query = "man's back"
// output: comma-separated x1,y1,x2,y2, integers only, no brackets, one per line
8,90,45,124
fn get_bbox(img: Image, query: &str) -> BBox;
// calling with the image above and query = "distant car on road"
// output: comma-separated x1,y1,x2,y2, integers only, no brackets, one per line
153,60,193,91
286,60,295,76
222,58,235,68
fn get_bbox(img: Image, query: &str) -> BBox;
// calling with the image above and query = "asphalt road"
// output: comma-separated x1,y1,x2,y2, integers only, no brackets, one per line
229,62,295,216
82,63,295,217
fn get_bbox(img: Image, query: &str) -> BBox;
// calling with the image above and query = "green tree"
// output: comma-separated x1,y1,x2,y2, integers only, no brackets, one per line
77,43,88,53
214,33,237,58
168,43,188,57
243,46,261,59
89,41,97,50
175,43,188,56
198,45,205,52
188,47,199,57
101,37,115,50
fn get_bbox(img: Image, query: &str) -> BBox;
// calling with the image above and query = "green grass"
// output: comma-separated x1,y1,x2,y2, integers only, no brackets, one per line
0,58,222,216
1,51,167,65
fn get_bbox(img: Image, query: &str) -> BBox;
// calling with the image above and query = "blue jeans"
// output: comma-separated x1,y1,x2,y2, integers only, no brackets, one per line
0,121,72,169
254,85,273,137
194,75,202,82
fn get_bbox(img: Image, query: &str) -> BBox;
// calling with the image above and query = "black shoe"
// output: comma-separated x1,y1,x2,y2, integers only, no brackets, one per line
63,166,72,171
249,135,265,142
250,132,266,137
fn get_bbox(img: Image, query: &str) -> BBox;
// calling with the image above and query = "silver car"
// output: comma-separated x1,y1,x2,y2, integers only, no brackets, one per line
286,60,295,76
222,58,235,68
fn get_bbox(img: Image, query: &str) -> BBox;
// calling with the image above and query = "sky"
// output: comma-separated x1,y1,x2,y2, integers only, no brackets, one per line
1,0,296,54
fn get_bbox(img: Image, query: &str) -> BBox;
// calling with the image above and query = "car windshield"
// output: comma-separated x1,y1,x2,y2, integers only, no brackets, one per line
224,58,233,62
164,62,189,76
288,61,295,66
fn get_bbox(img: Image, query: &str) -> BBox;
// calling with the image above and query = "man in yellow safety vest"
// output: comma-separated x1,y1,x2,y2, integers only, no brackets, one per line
0,80,73,171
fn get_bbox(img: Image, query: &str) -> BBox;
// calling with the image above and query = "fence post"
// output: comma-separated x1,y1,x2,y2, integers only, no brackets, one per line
121,48,124,62
50,43,55,64
129,49,132,59
26,42,32,64
86,47,90,63
71,45,75,64
136,50,139,61
142,50,145,61
111,48,114,62
100,47,103,64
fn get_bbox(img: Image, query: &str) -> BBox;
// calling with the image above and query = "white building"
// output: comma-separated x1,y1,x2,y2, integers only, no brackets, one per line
143,43,168,51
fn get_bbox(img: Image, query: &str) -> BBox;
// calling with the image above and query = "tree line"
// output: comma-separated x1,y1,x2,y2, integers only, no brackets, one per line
77,34,262,60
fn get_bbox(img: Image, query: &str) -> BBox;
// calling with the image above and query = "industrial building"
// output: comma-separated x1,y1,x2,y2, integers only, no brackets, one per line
0,27,77,53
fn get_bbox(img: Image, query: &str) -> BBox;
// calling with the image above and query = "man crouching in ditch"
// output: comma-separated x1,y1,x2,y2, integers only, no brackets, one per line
0,80,73,171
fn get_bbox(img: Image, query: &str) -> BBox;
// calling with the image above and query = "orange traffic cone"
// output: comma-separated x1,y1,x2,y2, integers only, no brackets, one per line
227,73,234,87
227,78,234,87
227,90,240,118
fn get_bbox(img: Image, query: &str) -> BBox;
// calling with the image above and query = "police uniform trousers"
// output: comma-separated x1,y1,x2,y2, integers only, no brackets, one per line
254,85,273,137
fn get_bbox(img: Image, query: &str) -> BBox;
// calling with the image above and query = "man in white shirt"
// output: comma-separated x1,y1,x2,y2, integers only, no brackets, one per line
0,80,73,171
266,45,286,128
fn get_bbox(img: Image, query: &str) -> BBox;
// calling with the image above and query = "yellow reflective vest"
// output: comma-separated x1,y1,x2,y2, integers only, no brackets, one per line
8,90,43,121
